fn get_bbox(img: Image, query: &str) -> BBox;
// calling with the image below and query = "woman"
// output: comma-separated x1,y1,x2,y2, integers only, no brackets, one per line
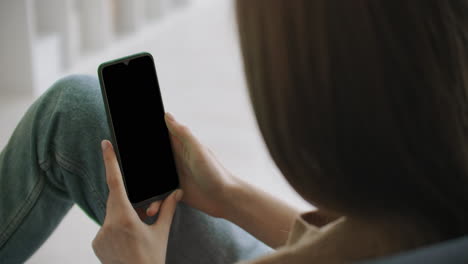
1,0,468,263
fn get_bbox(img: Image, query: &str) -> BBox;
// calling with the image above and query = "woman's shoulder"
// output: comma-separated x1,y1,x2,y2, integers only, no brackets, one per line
239,212,347,264
240,211,441,264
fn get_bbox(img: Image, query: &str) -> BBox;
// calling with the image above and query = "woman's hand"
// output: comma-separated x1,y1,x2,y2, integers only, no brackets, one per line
164,113,303,248
92,140,183,264
164,113,237,218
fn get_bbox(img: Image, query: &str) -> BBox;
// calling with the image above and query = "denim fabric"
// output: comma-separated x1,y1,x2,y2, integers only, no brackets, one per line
0,75,273,263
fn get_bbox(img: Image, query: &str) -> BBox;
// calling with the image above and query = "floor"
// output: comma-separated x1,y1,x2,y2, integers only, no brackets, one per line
0,0,313,263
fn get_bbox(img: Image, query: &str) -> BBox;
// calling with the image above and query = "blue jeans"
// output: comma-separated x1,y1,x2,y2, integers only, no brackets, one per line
0,75,272,263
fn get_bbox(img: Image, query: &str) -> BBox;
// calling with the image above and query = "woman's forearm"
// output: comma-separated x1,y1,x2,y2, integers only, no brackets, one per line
221,177,303,249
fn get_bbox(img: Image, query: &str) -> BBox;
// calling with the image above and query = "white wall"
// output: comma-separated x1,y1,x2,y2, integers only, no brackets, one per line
0,0,35,94
0,0,192,97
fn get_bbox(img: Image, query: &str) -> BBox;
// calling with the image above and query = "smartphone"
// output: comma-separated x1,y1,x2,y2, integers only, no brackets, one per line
98,52,179,208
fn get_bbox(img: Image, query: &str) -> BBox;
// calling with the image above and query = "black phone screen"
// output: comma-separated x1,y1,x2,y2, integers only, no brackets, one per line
100,54,179,205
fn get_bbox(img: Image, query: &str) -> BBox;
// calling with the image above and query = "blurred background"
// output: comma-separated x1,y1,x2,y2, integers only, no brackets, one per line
0,0,313,263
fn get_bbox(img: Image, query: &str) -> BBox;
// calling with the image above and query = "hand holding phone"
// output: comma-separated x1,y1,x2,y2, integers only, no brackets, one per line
93,139,182,264
163,112,237,218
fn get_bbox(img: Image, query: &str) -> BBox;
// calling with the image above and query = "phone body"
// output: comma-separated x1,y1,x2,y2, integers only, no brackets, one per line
98,52,179,208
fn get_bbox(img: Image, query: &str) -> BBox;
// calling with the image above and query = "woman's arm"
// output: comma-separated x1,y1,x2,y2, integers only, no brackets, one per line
223,177,302,248
164,113,303,248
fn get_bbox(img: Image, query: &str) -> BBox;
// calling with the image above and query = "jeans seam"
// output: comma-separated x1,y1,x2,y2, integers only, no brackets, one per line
36,82,67,167
0,173,46,249
53,150,107,217
41,80,106,215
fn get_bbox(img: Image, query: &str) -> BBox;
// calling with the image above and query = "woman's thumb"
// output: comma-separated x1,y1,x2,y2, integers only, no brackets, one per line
165,113,202,162
164,113,190,141
152,189,183,233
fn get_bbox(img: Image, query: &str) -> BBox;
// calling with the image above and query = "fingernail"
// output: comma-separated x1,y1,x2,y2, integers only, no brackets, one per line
101,140,109,151
166,112,175,122
146,206,154,216
175,189,183,201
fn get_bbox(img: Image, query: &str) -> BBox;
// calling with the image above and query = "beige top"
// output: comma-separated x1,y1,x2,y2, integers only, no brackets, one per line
241,211,437,264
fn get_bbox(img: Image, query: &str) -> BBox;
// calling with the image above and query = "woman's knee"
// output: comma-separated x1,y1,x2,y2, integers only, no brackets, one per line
46,75,104,118
38,75,111,154
35,75,110,223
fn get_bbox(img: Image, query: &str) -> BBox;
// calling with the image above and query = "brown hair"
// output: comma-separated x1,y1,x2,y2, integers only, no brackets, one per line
237,0,468,239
